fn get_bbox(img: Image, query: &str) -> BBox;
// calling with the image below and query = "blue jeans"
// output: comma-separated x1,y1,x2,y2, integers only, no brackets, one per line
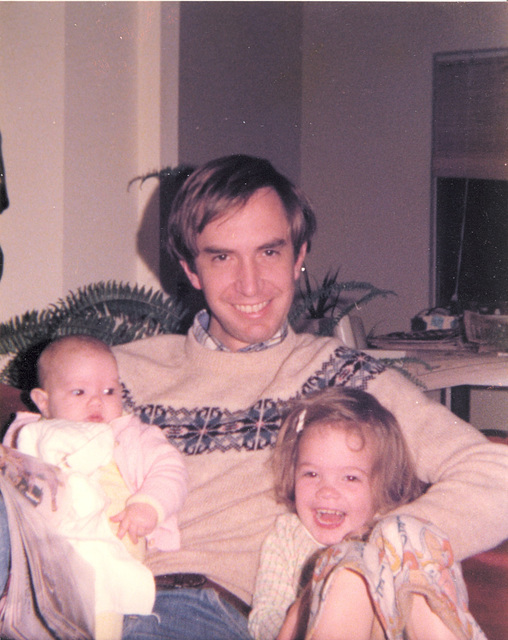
122,587,251,640
0,495,10,596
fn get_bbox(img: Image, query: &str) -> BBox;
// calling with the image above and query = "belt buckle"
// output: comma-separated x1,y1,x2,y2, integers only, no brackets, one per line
156,573,207,590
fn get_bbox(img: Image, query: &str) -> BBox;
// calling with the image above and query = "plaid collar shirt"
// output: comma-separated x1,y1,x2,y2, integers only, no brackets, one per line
192,309,289,353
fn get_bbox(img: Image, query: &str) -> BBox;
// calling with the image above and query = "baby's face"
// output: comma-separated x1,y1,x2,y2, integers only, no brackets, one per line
40,347,123,423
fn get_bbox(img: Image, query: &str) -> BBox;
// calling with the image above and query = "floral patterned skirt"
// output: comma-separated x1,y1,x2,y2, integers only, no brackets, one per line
305,515,487,640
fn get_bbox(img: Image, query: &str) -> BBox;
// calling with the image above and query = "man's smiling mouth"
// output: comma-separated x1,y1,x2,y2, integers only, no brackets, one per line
234,301,270,314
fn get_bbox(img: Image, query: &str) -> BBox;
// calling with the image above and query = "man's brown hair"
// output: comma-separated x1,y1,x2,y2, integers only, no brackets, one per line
165,155,317,271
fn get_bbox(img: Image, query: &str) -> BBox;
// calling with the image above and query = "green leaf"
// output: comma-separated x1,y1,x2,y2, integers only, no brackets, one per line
0,281,189,388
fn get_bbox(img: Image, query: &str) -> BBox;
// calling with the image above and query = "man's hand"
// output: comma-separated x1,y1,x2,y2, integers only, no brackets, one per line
110,502,158,544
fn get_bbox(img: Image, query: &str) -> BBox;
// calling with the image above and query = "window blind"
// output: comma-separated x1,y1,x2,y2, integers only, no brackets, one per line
432,48,508,181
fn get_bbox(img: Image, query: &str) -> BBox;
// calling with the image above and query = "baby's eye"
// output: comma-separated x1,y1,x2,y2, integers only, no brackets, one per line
103,388,116,396
71,389,84,396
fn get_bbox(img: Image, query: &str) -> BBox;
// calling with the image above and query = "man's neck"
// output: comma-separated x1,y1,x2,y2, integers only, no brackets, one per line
192,309,289,353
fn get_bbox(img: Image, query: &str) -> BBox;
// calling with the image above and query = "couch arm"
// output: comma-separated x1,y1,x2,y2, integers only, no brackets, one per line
0,384,25,431
461,430,508,640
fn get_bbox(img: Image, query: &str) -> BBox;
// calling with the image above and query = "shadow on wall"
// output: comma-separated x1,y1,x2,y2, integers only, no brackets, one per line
0,131,10,283
135,166,205,330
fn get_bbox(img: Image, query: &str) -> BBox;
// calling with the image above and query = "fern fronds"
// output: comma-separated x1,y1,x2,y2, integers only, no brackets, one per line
128,165,195,192
0,281,189,387
377,356,434,389
0,309,62,355
57,281,187,333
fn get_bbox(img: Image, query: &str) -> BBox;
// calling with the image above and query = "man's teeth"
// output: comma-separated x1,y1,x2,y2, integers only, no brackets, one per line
235,301,269,313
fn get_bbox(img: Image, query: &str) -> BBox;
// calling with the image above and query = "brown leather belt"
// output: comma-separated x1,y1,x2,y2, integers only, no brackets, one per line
154,573,251,618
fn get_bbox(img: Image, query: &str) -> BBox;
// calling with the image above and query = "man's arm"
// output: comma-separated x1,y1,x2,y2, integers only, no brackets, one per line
368,367,508,559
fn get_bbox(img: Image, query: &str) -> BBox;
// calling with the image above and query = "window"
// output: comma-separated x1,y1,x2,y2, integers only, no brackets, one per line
432,49,508,311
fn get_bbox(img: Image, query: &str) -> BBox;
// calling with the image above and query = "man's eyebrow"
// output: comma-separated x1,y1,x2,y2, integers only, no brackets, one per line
201,246,230,255
258,238,288,250
201,238,288,254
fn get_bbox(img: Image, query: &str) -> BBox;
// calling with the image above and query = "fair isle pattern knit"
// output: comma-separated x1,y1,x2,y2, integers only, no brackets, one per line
113,327,508,602
122,346,384,455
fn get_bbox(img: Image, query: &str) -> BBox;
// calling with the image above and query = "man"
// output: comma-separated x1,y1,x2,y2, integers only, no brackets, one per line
114,155,508,640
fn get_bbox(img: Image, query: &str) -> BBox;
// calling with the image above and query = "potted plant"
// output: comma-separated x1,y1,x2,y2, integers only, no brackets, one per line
290,267,395,337
0,281,188,390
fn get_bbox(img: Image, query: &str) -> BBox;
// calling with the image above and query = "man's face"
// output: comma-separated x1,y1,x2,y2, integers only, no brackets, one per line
181,187,306,351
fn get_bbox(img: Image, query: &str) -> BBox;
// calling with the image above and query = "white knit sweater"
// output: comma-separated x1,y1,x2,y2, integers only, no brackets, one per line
113,327,508,604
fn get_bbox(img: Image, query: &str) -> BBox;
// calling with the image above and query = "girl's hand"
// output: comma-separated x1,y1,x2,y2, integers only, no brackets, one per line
110,502,158,544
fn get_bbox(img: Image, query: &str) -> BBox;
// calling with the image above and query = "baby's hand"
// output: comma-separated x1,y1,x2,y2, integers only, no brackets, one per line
110,502,158,544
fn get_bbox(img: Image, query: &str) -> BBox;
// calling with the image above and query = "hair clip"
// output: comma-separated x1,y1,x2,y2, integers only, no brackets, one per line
295,409,307,434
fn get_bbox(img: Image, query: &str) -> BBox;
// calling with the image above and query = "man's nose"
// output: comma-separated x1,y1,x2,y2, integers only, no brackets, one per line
236,258,261,296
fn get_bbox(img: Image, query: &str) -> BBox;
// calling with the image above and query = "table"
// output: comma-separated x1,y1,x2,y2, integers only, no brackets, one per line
365,348,508,420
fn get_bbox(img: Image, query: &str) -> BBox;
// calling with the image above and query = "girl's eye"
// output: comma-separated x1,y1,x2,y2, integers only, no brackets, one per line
303,471,318,478
345,475,360,482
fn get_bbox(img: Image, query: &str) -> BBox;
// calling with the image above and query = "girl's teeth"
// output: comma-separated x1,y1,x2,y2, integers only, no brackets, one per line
316,510,345,525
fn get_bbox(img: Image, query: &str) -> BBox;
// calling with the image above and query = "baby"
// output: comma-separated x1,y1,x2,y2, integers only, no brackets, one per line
4,334,188,640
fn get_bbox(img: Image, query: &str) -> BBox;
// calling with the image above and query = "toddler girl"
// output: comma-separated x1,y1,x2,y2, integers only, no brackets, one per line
249,386,486,640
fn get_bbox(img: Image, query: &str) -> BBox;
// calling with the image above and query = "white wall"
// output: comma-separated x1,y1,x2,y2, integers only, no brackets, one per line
300,2,508,335
4,2,507,332
0,2,66,317
0,2,179,321
1,1,506,428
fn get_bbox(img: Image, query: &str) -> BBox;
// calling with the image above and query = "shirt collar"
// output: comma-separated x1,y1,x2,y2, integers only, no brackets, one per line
192,309,288,353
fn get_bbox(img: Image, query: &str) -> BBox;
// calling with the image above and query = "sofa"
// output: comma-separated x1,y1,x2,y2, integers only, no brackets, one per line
0,382,507,639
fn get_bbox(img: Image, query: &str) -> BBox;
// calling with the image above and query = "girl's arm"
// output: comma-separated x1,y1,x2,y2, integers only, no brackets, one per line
249,515,306,640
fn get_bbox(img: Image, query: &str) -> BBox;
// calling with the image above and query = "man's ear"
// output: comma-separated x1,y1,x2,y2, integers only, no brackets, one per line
30,388,50,418
293,243,308,281
180,260,203,291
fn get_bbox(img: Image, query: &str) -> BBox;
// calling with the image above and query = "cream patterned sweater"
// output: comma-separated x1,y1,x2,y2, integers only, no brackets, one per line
113,327,508,604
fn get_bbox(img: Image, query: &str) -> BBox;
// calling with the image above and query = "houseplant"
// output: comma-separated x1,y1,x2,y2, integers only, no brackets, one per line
289,267,395,337
0,281,188,390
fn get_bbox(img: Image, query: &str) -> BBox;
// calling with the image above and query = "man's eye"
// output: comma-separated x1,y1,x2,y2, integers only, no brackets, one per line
212,254,228,262
264,249,279,257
